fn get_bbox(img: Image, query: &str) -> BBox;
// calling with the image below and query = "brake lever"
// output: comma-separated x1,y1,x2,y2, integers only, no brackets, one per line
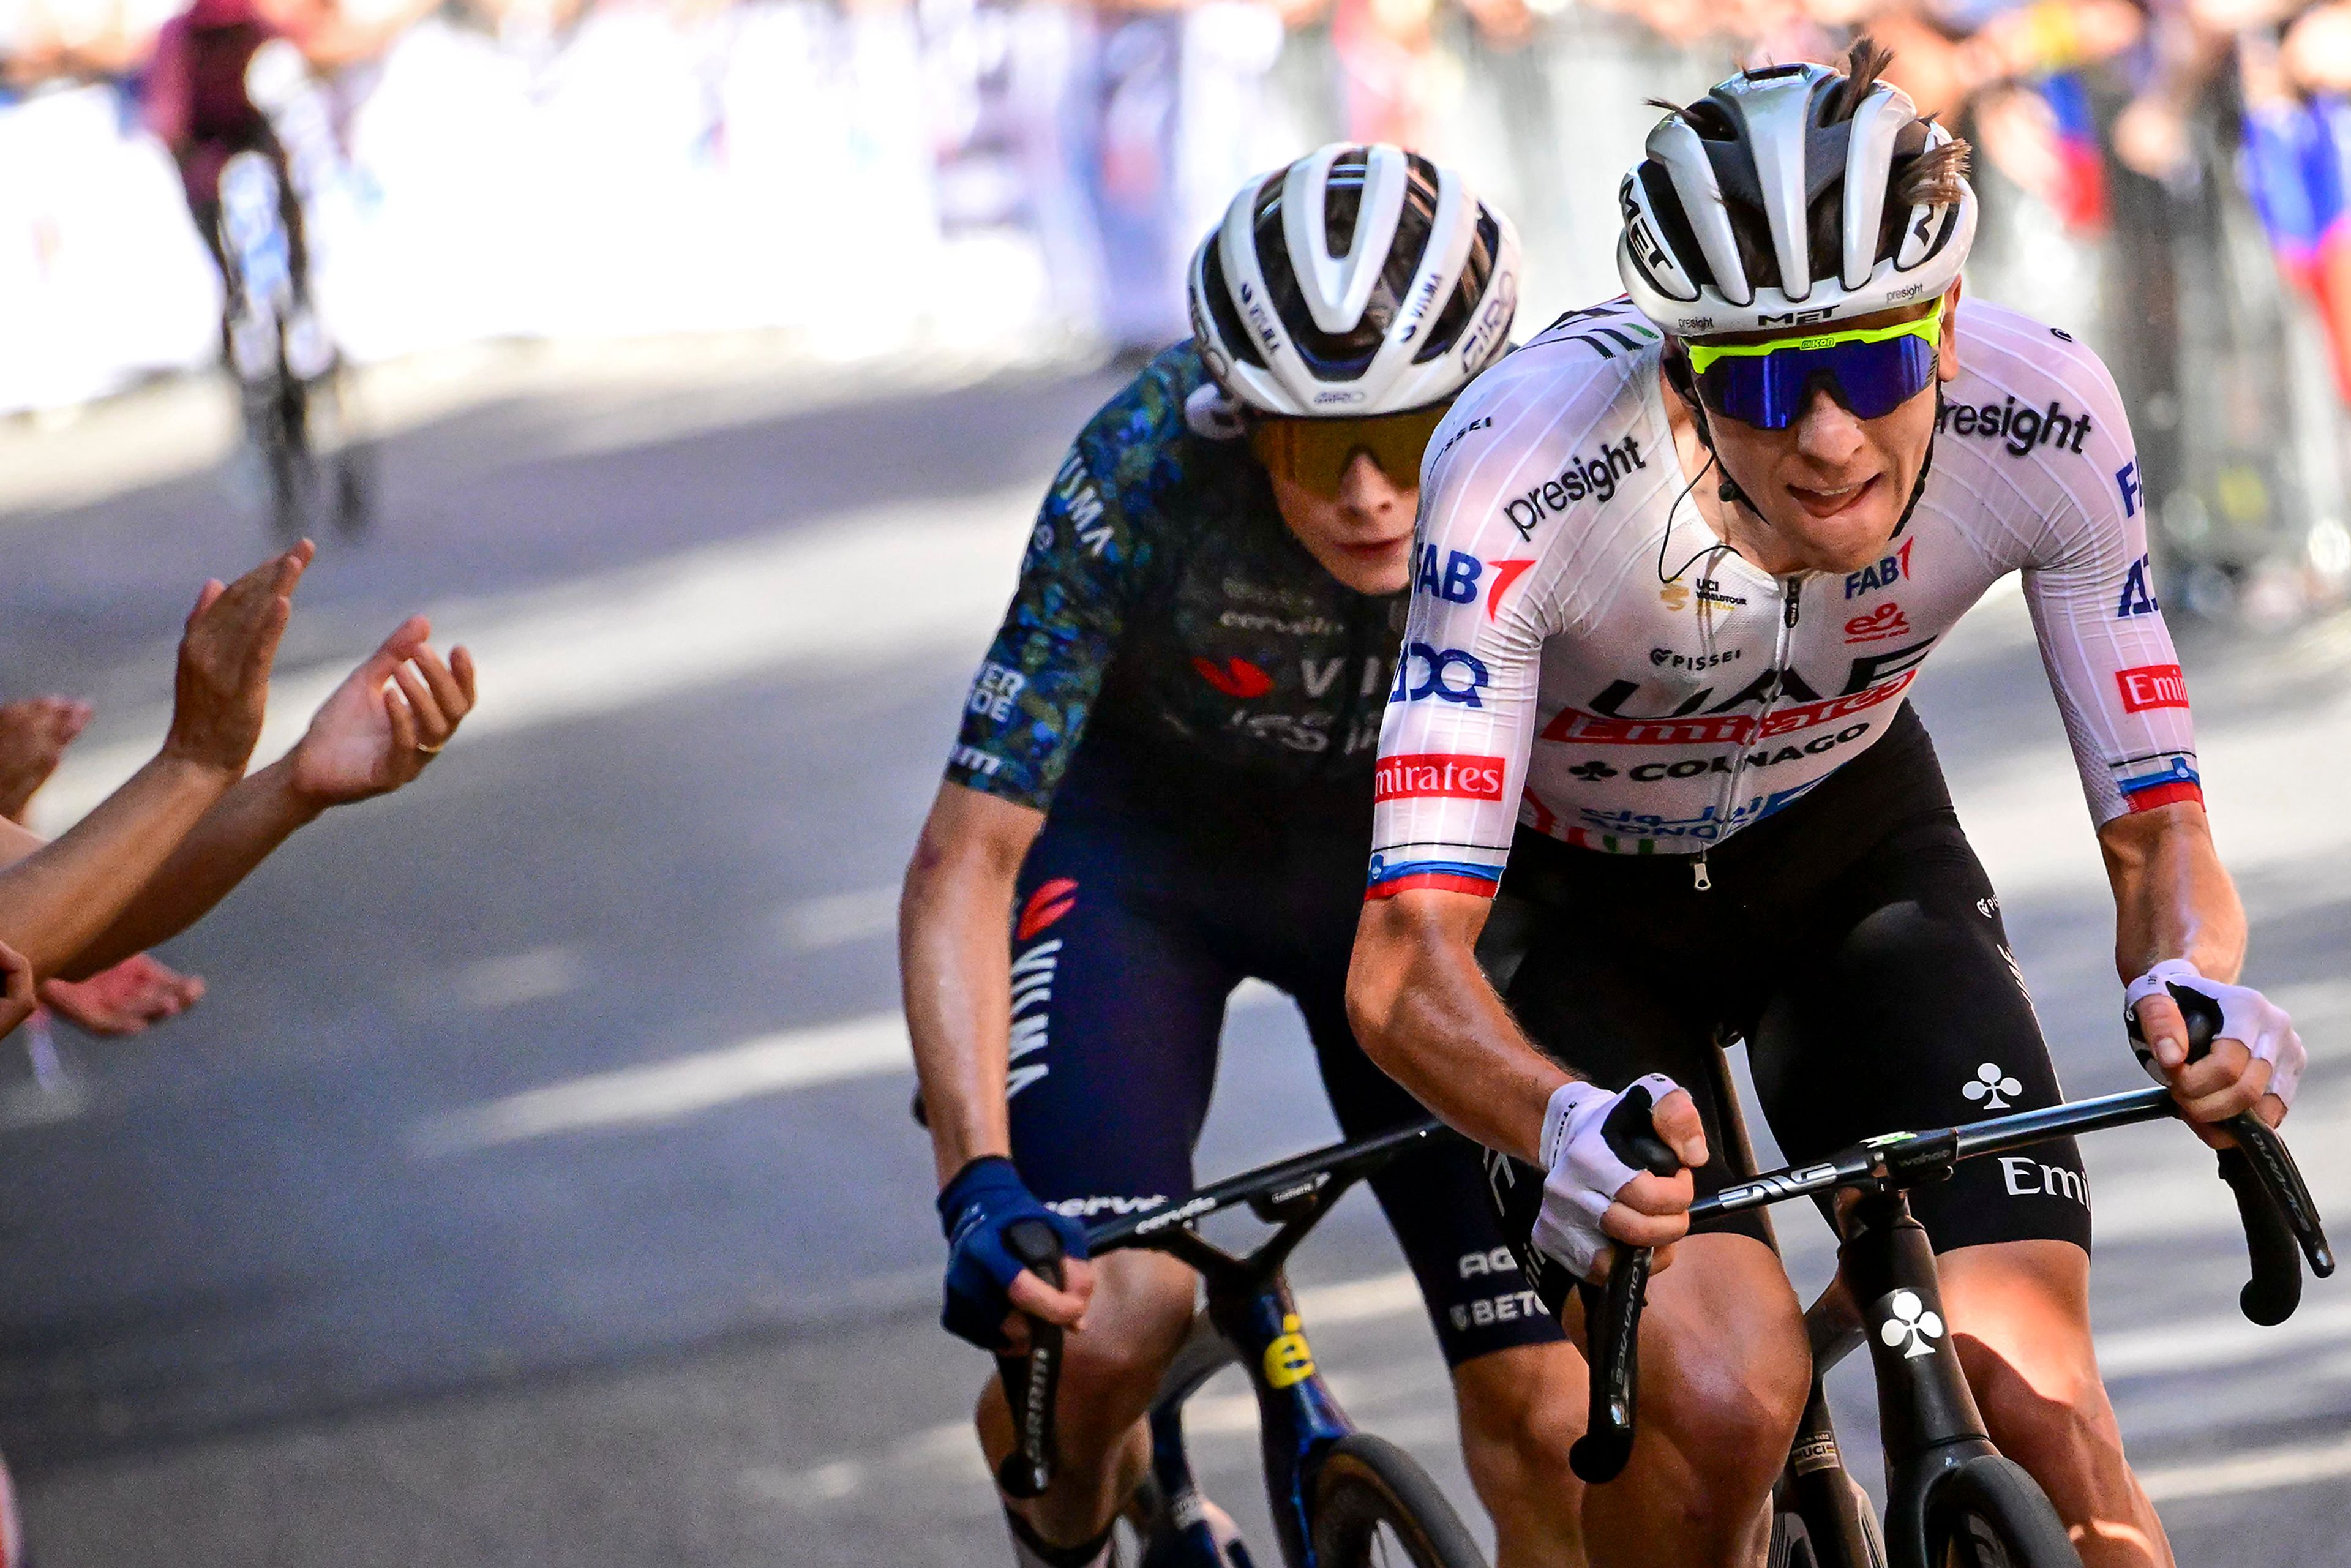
2150,990,2334,1324
1567,1090,1681,1484
1570,1243,1654,1484
992,1219,1067,1499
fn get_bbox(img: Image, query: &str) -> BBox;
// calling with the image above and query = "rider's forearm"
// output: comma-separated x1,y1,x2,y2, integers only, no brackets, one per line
900,824,1026,1188
2099,800,2246,984
1348,894,1570,1163
0,751,238,977
56,759,324,981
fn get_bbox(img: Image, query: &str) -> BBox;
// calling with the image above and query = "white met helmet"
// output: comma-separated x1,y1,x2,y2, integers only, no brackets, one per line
1188,143,1522,416
1616,47,1976,337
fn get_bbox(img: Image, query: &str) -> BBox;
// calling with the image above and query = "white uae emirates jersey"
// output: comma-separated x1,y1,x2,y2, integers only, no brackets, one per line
1368,297,2199,897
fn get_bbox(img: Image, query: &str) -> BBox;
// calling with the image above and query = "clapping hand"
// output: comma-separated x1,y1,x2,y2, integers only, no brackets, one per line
287,615,478,807
165,544,312,778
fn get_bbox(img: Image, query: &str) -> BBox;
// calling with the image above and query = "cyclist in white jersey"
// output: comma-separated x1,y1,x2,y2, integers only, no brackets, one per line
1349,43,2301,1567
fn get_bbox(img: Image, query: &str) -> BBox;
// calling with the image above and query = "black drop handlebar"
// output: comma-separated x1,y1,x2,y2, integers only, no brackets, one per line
1571,1032,2333,1485
992,1219,1067,1500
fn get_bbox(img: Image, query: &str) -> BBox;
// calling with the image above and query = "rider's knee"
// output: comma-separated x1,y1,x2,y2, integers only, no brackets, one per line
1658,1340,1808,1491
1040,1253,1198,1437
1452,1343,1583,1491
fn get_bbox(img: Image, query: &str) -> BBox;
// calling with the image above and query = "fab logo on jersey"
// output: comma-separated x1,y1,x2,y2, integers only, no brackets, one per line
1374,753,1506,801
1415,547,1484,603
1843,538,1913,599
1412,548,1537,621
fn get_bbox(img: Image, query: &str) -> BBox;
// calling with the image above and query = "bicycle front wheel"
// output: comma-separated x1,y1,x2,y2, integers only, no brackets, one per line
1309,1433,1483,1568
1925,1455,2082,1568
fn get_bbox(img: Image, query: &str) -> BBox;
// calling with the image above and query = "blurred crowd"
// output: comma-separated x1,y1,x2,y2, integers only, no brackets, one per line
4,0,2349,611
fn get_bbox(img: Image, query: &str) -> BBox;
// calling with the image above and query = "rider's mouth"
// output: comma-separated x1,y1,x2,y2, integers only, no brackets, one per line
1786,475,1880,520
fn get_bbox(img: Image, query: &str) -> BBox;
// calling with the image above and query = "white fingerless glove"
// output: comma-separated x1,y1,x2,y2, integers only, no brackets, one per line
1529,1072,1682,1281
2125,959,2305,1108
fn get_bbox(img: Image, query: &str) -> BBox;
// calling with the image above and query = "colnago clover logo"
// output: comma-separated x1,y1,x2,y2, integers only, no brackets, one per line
1962,1062,2022,1111
1879,1290,1945,1359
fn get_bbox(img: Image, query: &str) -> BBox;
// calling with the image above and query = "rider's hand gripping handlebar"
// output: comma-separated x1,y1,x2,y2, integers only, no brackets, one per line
1566,1093,1682,1485
2162,995,2338,1323
994,1219,1068,1500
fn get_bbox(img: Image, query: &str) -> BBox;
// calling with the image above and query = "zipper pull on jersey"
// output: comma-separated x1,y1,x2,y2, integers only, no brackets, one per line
1783,577,1804,629
1692,852,1712,891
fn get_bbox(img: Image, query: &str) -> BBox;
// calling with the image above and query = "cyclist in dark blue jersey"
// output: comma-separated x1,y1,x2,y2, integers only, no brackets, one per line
899,146,1575,1568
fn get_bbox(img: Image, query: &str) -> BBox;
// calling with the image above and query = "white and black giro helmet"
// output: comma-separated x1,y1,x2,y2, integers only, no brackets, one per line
1188,143,1522,416
1617,45,1976,336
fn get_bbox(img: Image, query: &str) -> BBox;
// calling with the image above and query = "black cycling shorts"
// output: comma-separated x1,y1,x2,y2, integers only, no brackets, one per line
1481,703,2091,1308
1005,743,1562,1367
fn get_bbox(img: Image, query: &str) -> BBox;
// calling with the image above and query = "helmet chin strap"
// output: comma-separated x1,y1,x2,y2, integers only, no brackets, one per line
1663,345,1939,543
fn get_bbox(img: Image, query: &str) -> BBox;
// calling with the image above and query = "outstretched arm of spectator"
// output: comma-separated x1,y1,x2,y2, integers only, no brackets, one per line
51,615,474,980
0,697,92,824
0,547,307,977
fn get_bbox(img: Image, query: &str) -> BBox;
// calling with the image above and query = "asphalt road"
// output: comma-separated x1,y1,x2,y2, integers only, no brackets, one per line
1,341,2347,1567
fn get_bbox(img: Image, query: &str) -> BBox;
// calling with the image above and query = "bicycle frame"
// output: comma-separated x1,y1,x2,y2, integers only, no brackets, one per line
1574,1067,2333,1568
1012,1120,1458,1568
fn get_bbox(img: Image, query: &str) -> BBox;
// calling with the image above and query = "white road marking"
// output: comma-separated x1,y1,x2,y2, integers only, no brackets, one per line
2138,1431,2351,1502
2099,1300,2351,1381
31,487,1037,832
414,974,1300,1157
451,945,587,1009
410,1012,911,1156
779,888,899,953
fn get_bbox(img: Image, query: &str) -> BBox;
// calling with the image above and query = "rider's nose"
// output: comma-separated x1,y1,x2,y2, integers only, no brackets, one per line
1791,388,1867,469
1338,451,1405,520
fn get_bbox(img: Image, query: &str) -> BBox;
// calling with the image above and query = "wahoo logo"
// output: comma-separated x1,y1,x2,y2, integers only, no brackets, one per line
1016,878,1078,941
1843,603,1911,644
1006,936,1063,1098
1194,656,1273,699
2117,554,2159,617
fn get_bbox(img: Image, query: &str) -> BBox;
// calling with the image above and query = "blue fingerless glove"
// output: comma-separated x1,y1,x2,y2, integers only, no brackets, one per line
936,1155,1090,1351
